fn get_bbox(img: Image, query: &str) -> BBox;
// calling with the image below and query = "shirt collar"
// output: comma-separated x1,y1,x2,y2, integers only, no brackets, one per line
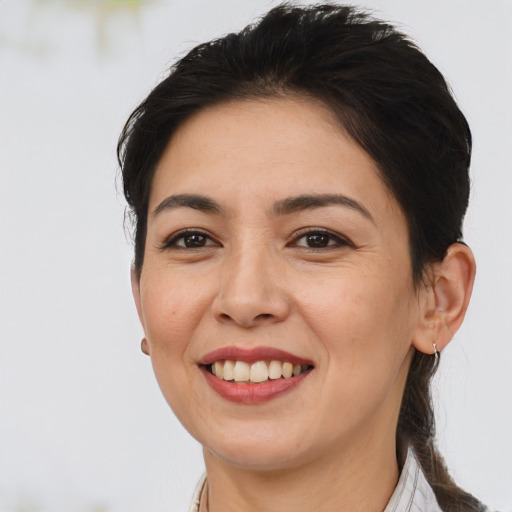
189,473,206,512
384,448,442,512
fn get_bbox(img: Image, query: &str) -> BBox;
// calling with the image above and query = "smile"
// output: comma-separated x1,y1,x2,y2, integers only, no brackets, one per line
208,360,312,383
199,346,315,404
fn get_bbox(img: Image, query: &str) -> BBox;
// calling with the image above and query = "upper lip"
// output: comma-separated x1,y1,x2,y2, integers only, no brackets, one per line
198,346,314,366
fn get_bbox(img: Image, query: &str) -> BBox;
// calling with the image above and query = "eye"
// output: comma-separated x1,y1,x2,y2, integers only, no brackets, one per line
162,230,218,249
291,229,353,250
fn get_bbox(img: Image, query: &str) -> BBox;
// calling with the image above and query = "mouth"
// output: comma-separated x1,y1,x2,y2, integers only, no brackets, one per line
198,347,314,404
204,359,313,383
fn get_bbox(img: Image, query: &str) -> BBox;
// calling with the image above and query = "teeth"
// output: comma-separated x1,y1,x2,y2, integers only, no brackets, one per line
250,361,269,383
282,362,293,379
268,360,282,380
213,361,224,379
233,361,250,382
223,360,235,381
209,359,310,383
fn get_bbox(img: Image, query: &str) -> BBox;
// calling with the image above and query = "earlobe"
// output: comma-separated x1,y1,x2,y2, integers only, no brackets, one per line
412,243,476,355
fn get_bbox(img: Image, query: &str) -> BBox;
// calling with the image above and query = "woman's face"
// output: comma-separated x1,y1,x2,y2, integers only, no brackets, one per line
133,97,423,470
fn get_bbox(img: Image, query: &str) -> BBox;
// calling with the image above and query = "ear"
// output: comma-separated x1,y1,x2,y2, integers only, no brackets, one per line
131,268,151,355
131,267,146,332
412,243,476,355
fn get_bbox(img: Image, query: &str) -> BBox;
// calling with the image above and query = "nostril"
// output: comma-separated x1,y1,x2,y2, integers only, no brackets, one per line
216,311,275,326
256,313,273,320
212,292,290,327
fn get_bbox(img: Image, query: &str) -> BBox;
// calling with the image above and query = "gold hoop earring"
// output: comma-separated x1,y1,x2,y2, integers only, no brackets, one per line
141,337,150,356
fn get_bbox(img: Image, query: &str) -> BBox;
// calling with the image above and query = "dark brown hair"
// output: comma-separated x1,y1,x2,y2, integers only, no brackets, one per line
118,4,483,510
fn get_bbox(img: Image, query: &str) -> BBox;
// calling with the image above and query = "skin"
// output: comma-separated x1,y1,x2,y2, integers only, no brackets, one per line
132,97,476,512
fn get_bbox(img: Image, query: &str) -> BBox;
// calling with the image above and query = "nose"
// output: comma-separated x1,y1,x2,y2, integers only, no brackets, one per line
211,247,291,328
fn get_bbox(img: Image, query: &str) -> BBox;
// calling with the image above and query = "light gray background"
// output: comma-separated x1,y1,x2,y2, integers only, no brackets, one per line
0,1,510,511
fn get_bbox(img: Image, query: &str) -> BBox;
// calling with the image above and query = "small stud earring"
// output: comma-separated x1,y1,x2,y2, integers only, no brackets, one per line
141,337,150,356
432,341,439,361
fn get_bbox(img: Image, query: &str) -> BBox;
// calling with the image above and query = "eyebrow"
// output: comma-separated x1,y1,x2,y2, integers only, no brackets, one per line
273,194,374,222
153,194,223,217
153,192,374,223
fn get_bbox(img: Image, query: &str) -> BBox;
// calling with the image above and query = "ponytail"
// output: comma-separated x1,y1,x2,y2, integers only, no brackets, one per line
397,350,485,511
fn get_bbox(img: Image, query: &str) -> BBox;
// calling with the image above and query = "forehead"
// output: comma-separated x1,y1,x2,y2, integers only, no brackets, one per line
150,97,398,218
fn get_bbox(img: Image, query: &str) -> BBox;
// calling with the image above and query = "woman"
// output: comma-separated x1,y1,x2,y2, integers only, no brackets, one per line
118,4,487,511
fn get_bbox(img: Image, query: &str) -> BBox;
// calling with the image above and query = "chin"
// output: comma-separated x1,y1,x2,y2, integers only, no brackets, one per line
199,425,320,472
206,443,306,471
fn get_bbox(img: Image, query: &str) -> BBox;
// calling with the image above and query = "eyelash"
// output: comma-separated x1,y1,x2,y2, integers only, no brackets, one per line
289,228,354,250
161,227,354,252
160,229,219,250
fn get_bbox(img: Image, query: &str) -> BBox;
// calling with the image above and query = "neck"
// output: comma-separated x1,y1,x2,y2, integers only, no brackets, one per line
202,432,399,512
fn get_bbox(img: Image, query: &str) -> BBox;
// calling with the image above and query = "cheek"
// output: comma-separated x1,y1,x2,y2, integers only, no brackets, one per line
140,276,211,423
300,273,398,342
299,268,415,380
141,272,208,344
139,273,213,401
297,274,414,437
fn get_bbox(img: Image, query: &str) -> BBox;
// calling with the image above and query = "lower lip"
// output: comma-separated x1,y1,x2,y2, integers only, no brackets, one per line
200,367,312,404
